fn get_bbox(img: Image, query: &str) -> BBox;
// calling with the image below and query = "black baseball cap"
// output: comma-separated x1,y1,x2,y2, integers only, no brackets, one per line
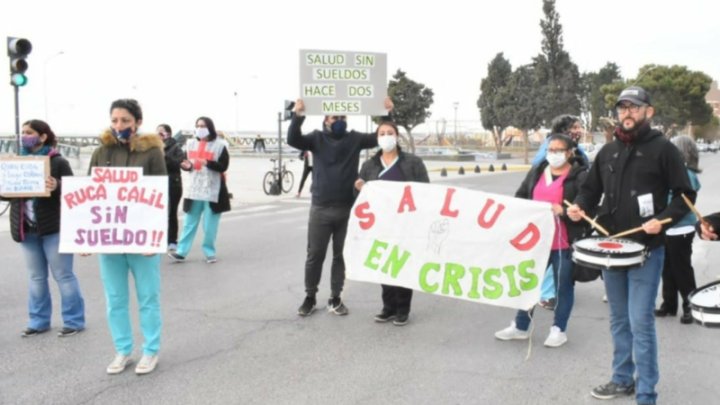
616,86,651,106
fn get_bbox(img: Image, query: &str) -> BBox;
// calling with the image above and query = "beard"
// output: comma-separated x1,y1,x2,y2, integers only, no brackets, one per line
620,116,646,134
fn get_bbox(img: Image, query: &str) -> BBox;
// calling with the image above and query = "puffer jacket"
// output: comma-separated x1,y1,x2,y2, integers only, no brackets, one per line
88,130,167,176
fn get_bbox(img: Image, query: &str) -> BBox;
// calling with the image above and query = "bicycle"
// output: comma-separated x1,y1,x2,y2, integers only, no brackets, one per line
262,158,294,195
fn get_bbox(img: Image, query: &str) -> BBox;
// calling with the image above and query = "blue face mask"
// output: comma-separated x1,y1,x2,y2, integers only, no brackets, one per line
330,120,347,135
112,128,133,140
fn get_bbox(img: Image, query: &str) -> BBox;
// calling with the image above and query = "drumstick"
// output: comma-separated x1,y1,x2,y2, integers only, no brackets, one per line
681,193,711,228
609,218,673,239
563,200,610,237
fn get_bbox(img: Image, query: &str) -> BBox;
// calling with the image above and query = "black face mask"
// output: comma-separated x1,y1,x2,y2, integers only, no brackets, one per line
330,120,347,135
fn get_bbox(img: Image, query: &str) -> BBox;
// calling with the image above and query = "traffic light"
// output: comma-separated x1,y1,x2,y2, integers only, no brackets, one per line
7,37,32,87
283,100,295,120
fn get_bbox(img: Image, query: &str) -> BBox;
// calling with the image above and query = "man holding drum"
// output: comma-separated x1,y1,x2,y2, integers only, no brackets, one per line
567,86,695,405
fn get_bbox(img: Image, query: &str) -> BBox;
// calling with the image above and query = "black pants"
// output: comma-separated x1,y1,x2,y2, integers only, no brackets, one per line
305,205,350,297
381,285,413,316
168,183,183,244
661,232,697,312
298,165,312,194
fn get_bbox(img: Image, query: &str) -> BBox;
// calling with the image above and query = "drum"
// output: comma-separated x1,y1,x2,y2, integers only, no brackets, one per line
688,281,720,327
571,237,646,270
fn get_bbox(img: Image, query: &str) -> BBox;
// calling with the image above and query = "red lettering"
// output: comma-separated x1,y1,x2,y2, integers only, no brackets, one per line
64,193,77,209
397,185,417,213
440,188,459,218
91,167,139,183
509,223,540,251
354,201,375,230
477,198,505,228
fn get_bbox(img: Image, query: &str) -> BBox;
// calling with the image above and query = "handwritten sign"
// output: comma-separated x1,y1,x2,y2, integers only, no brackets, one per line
59,167,168,254
344,181,555,311
299,49,387,116
0,156,50,197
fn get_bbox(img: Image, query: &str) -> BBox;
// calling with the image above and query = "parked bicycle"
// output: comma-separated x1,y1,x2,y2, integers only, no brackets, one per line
263,158,294,195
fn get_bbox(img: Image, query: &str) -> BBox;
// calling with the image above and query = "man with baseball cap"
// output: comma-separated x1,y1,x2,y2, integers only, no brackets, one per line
567,86,694,405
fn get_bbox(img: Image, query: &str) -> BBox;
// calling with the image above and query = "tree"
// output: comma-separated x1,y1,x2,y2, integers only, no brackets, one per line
601,65,714,134
386,69,434,153
581,62,622,130
533,0,581,125
477,53,513,154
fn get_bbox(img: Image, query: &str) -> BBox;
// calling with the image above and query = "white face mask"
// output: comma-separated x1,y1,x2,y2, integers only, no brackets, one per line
378,135,397,152
546,152,567,168
195,127,210,139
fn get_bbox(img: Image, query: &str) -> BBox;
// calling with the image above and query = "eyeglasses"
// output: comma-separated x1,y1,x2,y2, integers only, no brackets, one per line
616,104,643,114
548,148,568,153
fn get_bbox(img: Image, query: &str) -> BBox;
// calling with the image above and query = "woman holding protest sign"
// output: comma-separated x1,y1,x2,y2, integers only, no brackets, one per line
355,121,429,326
168,116,230,264
88,99,167,375
494,134,589,347
2,119,85,338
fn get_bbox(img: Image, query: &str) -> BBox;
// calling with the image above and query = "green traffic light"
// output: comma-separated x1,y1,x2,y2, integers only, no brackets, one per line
11,73,28,86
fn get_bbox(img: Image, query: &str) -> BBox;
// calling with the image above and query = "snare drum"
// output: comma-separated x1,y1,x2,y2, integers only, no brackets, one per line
571,237,646,270
688,281,720,327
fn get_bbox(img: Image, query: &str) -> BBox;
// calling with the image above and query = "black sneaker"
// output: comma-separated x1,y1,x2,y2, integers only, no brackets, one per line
680,308,693,324
57,327,82,337
374,311,396,323
653,303,676,317
327,297,349,316
21,328,49,337
393,314,409,326
297,296,316,316
168,252,186,262
591,381,635,400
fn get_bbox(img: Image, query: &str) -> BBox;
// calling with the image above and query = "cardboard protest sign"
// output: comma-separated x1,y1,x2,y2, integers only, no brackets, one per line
344,181,555,311
299,49,387,116
0,156,50,197
59,167,168,254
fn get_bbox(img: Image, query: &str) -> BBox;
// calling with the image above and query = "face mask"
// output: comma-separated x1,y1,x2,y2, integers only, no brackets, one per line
546,152,567,168
330,120,347,135
378,135,397,152
112,127,132,140
195,127,210,139
21,134,42,150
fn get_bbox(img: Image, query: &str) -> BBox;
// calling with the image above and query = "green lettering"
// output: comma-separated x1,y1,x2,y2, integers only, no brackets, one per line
442,262,465,297
482,268,503,299
363,239,388,270
468,267,482,299
419,262,441,293
380,245,410,278
517,259,538,291
502,265,521,298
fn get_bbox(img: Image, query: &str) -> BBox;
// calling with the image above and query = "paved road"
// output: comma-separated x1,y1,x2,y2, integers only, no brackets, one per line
1,152,719,404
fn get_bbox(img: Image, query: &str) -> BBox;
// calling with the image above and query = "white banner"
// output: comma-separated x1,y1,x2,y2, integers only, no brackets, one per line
344,181,555,310
59,167,168,254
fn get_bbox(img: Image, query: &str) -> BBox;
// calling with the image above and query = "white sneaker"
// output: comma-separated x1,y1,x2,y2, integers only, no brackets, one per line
544,325,568,347
106,353,132,375
494,322,529,341
135,354,159,375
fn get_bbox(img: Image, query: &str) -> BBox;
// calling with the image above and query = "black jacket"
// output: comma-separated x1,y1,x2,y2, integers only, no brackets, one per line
516,159,590,243
164,137,184,190
9,152,73,242
574,126,695,249
288,115,377,207
358,149,430,184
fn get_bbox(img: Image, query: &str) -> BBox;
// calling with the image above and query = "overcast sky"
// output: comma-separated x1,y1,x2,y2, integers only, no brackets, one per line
2,0,719,136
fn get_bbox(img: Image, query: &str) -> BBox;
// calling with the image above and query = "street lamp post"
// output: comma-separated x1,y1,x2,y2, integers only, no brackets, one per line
453,102,459,146
43,51,64,122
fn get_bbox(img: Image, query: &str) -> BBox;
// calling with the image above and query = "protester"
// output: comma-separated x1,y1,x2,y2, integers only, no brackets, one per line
253,134,266,153
288,97,393,316
567,86,694,404
2,119,85,338
88,99,166,375
296,150,313,198
495,134,589,347
168,116,230,264
355,121,429,326
157,124,184,252
655,135,700,324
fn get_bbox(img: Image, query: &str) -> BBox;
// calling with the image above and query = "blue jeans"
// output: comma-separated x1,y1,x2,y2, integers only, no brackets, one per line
515,249,574,331
177,200,221,258
21,232,85,330
603,246,663,405
99,254,162,356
